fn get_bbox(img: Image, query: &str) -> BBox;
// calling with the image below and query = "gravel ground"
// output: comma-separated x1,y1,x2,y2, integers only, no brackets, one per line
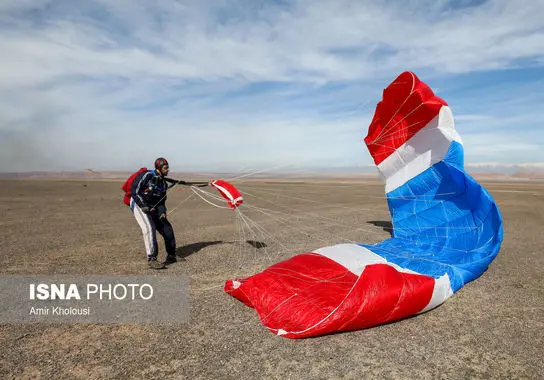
0,178,542,379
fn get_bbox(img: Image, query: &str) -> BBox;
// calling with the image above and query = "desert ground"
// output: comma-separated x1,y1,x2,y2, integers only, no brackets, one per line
0,178,543,379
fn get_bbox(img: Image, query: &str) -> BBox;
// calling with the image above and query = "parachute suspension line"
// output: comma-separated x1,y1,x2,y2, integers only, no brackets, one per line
244,199,462,239
233,203,296,271
225,163,298,182
196,179,379,273
375,124,446,143
234,208,250,270
240,202,367,248
242,201,365,238
235,202,337,262
373,119,426,145
242,203,333,243
150,193,168,213
193,185,228,203
220,100,377,185
373,102,425,145
240,187,389,215
235,206,292,255
236,188,392,239
242,183,458,204
236,208,276,269
240,186,476,258
245,202,392,243
371,76,417,143
149,181,184,212
235,208,271,274
367,134,456,164
353,99,379,113
265,265,355,285
236,186,478,275
225,158,360,184
236,207,272,240
164,190,196,216
190,187,231,209
239,186,391,246
225,177,472,283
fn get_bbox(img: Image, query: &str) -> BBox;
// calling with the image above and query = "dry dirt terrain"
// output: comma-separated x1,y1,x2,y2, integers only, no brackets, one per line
0,178,543,379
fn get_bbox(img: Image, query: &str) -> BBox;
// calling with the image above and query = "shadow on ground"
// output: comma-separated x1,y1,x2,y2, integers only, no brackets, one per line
367,220,393,237
176,241,225,258
175,240,267,259
246,240,267,249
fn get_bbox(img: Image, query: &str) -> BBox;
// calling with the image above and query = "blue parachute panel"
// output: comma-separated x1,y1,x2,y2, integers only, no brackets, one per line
361,142,503,292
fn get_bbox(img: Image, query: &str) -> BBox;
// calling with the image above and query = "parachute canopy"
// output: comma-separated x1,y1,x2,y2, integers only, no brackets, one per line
210,180,243,209
224,71,503,339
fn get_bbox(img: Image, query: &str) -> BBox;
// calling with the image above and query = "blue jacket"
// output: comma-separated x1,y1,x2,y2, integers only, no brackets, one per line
131,170,177,214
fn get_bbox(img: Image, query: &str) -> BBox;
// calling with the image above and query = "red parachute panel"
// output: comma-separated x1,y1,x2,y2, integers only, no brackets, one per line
225,253,435,339
210,180,243,209
364,71,448,165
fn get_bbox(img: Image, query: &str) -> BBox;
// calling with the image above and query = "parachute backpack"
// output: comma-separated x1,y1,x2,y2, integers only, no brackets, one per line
121,168,149,206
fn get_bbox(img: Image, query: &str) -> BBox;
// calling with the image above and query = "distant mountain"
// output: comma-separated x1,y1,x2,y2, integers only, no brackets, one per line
1,163,543,181
0,171,213,180
465,162,544,174
464,163,544,181
0,171,130,179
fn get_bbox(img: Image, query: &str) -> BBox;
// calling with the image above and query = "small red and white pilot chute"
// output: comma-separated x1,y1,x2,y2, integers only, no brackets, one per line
210,180,244,209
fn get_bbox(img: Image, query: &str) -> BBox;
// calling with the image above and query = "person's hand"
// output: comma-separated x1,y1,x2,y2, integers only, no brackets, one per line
159,213,168,220
140,206,151,213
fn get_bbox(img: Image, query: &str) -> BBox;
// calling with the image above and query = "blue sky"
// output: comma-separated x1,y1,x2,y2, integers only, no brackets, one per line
0,0,543,172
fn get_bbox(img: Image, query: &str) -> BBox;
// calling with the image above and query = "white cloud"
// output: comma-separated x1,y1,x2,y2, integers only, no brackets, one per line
0,0,543,171
2,0,543,86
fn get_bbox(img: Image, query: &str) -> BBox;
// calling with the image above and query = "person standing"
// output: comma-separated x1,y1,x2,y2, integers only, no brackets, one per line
130,157,180,269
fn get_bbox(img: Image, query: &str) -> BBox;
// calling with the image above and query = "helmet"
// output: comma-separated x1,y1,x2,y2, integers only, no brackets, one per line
154,157,169,169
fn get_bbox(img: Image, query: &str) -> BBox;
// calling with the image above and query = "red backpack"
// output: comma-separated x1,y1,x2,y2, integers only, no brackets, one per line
121,168,149,206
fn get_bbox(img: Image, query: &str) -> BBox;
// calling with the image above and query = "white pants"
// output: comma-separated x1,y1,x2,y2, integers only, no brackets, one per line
130,198,157,258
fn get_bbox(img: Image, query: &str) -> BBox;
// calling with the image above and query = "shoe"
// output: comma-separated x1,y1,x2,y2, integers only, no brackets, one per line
148,257,166,270
164,255,177,265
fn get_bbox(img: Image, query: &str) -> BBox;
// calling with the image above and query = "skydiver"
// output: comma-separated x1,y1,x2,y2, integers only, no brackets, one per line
129,157,208,269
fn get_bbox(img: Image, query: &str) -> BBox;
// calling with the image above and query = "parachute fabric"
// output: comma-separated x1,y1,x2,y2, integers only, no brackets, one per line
224,71,504,339
210,180,244,209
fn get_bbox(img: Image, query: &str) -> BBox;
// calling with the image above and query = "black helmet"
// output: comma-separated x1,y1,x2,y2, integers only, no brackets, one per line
154,157,169,169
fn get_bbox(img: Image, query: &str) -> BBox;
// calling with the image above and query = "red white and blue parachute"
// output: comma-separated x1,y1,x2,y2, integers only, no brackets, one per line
224,72,504,339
